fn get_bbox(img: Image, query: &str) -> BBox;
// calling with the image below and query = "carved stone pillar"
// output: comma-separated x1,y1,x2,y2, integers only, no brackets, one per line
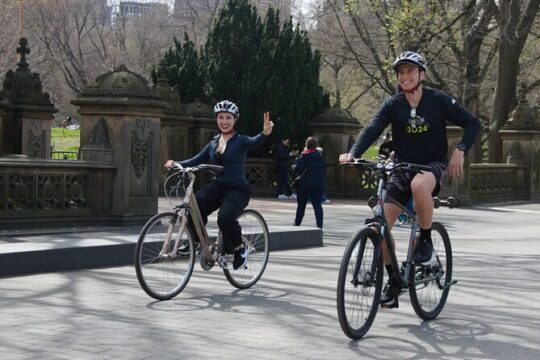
154,59,189,167
72,65,167,224
309,105,362,197
499,93,540,200
0,38,57,158
185,99,216,156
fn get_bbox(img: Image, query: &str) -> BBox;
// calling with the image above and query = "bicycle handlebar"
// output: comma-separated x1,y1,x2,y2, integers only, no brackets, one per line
343,158,433,174
164,163,224,175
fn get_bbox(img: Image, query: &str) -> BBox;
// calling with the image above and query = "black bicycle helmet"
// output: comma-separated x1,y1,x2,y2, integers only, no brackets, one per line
393,51,427,73
213,100,240,118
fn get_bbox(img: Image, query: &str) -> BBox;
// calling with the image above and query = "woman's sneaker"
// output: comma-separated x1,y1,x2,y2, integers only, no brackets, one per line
233,245,250,270
177,241,200,256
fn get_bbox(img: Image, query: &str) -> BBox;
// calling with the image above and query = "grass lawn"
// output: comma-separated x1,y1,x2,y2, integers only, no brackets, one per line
49,128,380,159
51,128,80,152
363,145,379,160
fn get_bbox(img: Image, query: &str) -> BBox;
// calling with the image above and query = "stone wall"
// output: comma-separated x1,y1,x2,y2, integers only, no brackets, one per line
0,157,115,229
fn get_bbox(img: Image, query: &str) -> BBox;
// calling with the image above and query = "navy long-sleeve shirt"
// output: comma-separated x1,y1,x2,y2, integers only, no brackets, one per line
179,132,268,187
275,143,291,167
350,88,481,165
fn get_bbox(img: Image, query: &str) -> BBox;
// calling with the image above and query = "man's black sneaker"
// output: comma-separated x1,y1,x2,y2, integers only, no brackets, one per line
380,278,401,309
233,245,250,270
413,238,434,265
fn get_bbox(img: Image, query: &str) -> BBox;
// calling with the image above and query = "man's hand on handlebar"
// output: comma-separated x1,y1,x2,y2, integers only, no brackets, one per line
339,153,354,164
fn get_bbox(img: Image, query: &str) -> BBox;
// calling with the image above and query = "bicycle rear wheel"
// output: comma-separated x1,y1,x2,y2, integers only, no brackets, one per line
337,227,383,340
135,212,195,300
409,221,452,320
224,209,269,289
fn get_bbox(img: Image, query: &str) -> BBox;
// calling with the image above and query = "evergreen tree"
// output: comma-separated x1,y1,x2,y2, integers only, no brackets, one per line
151,33,205,103
155,0,329,156
203,0,263,141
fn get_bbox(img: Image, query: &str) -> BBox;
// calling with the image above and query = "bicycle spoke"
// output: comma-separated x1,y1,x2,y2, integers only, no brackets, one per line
135,213,195,300
223,210,269,289
337,228,382,339
409,222,452,320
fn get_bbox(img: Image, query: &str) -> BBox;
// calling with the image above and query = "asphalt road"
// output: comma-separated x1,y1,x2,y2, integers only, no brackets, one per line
0,198,539,359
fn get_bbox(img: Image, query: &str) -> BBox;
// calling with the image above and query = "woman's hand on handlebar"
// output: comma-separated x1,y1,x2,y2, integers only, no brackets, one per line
164,160,182,170
339,153,354,164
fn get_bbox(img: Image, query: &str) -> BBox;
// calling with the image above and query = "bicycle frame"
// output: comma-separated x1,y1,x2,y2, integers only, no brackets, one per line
362,163,434,291
160,170,217,262
338,159,457,339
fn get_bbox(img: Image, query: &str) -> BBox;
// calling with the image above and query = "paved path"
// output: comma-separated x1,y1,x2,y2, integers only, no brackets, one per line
1,198,539,359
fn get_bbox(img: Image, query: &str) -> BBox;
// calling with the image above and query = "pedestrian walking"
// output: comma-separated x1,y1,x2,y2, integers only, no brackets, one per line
275,137,297,199
293,136,325,228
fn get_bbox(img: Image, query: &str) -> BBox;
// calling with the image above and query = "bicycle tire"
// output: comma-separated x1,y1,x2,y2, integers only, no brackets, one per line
409,221,453,320
135,212,195,300
337,227,383,339
223,209,269,289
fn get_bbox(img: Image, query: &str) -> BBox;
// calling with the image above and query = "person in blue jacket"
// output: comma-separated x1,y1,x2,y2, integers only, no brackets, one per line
293,136,326,228
165,100,274,270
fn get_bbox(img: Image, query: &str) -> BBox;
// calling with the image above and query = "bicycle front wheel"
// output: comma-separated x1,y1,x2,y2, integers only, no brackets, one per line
224,209,269,289
135,212,195,300
337,227,383,340
409,221,453,320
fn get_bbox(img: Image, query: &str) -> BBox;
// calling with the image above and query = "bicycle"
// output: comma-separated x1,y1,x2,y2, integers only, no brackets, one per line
336,158,458,339
134,164,270,301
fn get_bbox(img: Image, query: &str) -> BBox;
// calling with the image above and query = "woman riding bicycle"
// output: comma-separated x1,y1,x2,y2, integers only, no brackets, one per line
165,100,274,270
339,51,481,308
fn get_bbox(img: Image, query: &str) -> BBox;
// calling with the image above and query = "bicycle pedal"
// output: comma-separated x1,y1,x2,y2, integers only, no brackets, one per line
381,303,399,309
443,280,458,290
217,255,232,269
380,301,399,309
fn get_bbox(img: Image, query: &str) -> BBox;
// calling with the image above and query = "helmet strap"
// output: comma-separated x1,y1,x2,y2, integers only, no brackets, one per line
403,82,420,94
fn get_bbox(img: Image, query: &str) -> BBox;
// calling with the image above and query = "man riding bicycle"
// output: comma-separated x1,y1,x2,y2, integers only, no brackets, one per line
339,51,481,308
165,100,274,270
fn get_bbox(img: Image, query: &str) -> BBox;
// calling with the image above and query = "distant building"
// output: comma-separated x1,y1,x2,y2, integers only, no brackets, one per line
173,0,291,23
111,0,169,22
255,0,291,19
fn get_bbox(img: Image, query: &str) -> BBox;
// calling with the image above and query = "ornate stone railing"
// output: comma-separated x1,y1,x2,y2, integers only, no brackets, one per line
245,158,278,196
50,151,79,160
0,158,115,228
469,163,527,203
245,158,377,198
246,158,529,204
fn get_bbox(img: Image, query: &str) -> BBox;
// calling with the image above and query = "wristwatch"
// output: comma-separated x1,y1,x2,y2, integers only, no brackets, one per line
456,143,466,152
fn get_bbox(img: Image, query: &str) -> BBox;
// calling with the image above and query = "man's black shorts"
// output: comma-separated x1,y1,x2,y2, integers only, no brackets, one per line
385,161,447,206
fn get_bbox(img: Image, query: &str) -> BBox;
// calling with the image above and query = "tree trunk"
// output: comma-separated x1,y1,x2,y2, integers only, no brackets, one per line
488,0,540,163
462,0,496,163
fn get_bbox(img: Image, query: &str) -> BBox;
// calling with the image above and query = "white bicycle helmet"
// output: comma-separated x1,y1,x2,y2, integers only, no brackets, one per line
213,100,240,118
393,51,427,73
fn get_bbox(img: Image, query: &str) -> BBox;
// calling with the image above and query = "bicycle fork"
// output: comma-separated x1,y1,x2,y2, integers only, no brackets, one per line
351,226,382,287
160,210,188,258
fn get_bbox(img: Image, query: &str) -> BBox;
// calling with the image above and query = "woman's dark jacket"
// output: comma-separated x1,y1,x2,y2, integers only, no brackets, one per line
179,132,268,187
294,150,325,193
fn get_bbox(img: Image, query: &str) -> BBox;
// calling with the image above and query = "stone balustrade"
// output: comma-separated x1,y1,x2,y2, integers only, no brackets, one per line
0,157,115,229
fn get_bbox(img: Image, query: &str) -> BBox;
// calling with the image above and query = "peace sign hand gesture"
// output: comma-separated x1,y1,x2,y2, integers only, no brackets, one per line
263,112,274,136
